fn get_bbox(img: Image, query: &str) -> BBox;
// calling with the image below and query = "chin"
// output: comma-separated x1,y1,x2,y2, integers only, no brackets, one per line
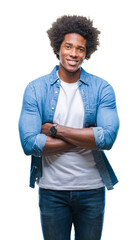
64,65,81,73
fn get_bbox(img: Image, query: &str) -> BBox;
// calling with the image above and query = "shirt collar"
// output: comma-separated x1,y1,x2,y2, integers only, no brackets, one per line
49,65,89,85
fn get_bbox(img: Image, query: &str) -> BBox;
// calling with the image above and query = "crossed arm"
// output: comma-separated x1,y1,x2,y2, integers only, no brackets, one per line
19,82,119,157
41,123,97,156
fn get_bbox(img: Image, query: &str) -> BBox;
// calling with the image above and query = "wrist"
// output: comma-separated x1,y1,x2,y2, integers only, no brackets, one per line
56,125,68,139
50,123,58,137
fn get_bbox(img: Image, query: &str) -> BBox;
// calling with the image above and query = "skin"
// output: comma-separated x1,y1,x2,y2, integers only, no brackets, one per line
42,33,97,156
57,33,86,83
41,123,97,156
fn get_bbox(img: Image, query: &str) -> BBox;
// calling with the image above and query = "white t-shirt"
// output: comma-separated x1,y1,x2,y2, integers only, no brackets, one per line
38,78,104,190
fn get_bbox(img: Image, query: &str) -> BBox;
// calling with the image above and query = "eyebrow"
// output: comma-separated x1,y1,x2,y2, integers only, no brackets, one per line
65,42,86,49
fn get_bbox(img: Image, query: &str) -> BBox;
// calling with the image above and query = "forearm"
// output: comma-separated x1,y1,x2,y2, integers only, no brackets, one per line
42,136,76,156
56,125,97,150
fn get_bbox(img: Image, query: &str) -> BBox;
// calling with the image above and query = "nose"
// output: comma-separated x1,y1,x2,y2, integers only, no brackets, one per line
70,48,78,58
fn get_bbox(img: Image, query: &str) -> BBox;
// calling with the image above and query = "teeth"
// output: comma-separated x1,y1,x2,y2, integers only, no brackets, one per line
68,60,77,65
68,60,77,62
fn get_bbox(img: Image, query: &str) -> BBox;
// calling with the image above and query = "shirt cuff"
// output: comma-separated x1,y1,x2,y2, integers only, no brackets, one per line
93,127,105,150
32,134,47,157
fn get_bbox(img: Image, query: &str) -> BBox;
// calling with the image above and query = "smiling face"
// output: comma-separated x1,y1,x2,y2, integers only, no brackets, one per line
58,33,86,73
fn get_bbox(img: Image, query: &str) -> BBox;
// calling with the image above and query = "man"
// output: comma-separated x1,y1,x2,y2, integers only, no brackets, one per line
19,15,119,240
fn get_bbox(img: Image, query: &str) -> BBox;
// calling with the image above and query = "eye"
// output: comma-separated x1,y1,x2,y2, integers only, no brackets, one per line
65,45,71,49
79,48,85,52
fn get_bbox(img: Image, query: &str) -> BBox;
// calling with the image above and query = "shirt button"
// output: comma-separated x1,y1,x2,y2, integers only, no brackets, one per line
52,107,54,110
35,166,37,169
55,91,58,94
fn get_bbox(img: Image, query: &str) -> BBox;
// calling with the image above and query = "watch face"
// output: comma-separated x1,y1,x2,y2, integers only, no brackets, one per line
50,126,57,136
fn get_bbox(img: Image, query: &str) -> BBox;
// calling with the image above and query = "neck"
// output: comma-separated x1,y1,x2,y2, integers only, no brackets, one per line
58,64,81,83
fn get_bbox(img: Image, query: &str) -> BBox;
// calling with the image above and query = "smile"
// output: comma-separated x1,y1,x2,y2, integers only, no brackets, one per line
67,59,78,66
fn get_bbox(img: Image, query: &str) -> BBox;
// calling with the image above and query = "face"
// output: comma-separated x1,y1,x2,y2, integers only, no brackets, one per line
58,33,86,73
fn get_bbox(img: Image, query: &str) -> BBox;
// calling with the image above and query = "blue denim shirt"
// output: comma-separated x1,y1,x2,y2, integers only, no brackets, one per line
19,66,119,190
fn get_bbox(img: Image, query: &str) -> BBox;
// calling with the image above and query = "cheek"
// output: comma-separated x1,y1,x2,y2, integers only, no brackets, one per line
82,53,86,60
59,53,63,64
80,55,86,63
59,51,68,65
59,50,64,60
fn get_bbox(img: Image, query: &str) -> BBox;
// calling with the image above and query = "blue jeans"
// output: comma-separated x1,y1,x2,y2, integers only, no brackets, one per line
39,187,105,240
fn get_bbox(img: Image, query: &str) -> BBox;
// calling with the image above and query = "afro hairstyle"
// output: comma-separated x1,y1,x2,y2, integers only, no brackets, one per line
47,15,101,60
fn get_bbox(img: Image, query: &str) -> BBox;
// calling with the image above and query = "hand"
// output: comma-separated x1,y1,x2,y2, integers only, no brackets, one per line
41,123,53,135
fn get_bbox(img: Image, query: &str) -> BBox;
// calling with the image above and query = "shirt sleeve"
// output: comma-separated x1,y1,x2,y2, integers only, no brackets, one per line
93,83,119,150
19,83,47,157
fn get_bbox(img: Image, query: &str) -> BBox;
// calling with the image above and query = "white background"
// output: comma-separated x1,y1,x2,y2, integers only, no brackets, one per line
1,0,138,239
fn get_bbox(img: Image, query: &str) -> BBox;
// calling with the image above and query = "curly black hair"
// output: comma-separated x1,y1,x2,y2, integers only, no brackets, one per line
47,15,101,60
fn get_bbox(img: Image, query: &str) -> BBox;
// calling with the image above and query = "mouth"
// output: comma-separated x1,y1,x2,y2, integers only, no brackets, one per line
66,59,78,66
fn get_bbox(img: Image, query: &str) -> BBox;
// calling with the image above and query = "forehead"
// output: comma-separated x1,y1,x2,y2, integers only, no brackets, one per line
62,33,86,46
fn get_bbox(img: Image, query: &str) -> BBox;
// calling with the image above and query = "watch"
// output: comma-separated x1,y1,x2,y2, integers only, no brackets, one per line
50,124,58,137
